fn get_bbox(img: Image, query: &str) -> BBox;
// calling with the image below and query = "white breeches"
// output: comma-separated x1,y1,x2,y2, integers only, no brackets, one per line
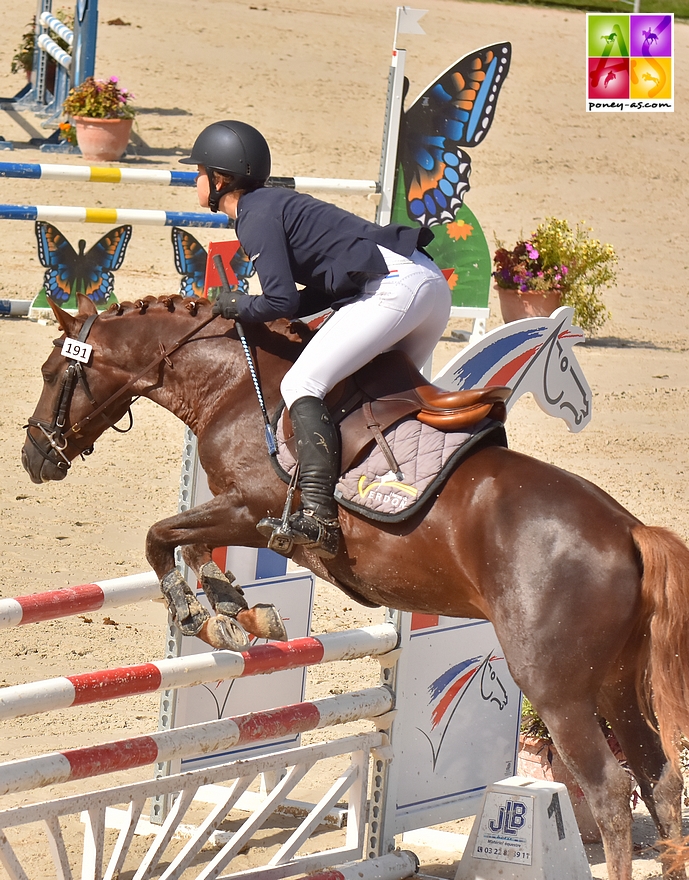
281,246,452,409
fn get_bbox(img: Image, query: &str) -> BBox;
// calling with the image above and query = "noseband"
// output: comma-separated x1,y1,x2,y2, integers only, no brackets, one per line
25,308,218,474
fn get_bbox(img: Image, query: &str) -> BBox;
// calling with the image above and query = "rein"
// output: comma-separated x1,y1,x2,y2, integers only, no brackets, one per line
26,308,219,473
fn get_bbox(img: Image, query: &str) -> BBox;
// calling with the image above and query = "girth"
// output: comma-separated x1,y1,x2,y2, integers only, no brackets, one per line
281,350,511,474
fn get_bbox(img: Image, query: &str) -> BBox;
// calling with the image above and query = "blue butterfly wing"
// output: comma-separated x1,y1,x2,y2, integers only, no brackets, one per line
35,221,78,304
229,245,255,295
171,227,207,297
400,43,511,226
77,226,133,304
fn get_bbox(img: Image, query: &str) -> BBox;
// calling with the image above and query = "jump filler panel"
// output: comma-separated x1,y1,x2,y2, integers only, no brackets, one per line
587,13,673,112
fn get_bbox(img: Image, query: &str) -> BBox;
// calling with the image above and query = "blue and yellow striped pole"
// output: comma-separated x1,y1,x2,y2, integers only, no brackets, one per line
0,162,196,186
0,204,233,227
0,162,378,194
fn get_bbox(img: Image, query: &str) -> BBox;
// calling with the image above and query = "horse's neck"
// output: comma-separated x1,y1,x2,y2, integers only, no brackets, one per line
114,312,295,435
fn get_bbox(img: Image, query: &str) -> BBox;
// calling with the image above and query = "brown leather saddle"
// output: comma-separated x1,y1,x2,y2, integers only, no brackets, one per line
280,350,511,475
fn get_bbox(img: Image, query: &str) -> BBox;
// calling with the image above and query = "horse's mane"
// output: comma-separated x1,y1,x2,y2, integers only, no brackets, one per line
101,295,310,364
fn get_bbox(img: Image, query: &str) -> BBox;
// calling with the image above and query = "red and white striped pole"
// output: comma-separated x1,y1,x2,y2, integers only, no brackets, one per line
0,624,398,721
0,571,160,628
0,687,393,796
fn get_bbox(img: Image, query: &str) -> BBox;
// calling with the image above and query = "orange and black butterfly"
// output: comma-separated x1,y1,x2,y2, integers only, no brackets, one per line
35,221,132,305
399,43,511,227
171,227,208,297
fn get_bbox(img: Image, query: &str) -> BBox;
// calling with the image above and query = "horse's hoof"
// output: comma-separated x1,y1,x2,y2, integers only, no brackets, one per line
237,604,288,641
199,615,251,651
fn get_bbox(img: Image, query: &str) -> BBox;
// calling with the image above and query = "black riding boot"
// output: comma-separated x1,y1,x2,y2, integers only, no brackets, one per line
258,396,341,559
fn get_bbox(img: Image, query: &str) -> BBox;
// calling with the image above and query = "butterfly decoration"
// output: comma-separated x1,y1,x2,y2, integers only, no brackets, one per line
35,221,132,305
230,246,255,295
171,227,207,298
398,42,511,227
171,227,255,297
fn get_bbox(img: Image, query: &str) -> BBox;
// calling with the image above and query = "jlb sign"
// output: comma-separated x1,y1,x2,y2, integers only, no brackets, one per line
455,777,593,880
474,792,533,865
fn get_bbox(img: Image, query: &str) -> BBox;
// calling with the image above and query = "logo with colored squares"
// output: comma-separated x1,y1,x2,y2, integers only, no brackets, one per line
587,14,673,112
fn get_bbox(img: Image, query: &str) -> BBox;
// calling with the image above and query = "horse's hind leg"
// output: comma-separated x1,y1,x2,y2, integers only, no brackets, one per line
538,700,634,880
600,680,686,879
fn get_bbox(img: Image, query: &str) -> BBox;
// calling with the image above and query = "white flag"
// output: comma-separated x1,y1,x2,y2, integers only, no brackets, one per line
397,6,427,35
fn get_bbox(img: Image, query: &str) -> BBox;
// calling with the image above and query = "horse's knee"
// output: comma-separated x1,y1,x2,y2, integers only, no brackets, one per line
145,521,175,571
145,524,159,556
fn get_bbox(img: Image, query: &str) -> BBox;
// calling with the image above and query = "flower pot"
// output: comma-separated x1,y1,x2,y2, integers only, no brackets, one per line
496,285,562,323
518,735,602,843
73,116,133,161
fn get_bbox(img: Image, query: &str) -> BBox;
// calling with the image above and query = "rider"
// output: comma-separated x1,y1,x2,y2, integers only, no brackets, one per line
180,120,451,559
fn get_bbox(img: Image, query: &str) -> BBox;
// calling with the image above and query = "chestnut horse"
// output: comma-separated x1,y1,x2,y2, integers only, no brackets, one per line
22,294,689,880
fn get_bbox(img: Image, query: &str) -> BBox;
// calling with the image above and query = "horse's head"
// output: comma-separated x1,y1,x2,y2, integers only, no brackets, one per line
480,657,508,710
435,306,592,434
22,295,306,485
539,309,592,432
22,294,136,484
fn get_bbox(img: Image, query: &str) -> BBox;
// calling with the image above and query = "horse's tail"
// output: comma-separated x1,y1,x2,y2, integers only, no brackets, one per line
632,524,689,766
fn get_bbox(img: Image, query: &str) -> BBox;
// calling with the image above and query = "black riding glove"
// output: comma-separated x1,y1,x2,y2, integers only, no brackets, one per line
212,289,248,320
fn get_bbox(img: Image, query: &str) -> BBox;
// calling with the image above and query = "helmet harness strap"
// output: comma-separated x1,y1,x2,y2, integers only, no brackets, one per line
207,168,238,214
206,165,251,214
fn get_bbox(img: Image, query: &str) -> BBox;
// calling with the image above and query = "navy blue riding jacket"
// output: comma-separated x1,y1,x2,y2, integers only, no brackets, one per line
233,187,434,323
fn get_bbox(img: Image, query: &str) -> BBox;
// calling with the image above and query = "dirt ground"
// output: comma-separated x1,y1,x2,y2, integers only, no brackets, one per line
0,0,688,877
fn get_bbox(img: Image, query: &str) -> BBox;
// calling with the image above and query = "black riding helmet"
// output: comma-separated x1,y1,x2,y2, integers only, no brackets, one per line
180,120,271,212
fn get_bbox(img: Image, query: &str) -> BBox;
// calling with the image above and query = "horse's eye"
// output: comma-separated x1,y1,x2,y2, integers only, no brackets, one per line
560,357,569,372
42,370,57,386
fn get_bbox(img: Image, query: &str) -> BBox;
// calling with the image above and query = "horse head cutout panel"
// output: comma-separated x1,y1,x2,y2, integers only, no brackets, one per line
434,307,591,432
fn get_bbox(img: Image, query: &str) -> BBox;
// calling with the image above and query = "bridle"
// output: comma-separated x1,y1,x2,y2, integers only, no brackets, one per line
25,308,219,474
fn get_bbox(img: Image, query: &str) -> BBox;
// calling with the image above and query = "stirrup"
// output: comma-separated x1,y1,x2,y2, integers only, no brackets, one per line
257,516,295,557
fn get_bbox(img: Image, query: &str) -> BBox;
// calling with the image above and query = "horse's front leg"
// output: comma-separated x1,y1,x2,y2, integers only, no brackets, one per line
146,493,287,651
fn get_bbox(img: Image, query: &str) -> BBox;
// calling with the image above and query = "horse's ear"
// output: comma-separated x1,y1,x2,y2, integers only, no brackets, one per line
48,298,81,337
287,320,315,344
76,293,98,318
